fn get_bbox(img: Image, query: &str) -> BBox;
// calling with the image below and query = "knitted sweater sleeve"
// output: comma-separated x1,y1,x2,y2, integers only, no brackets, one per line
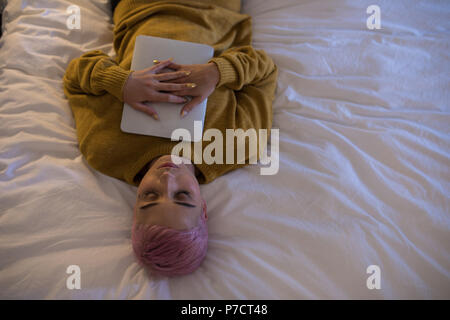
208,44,278,132
191,45,278,179
63,50,131,102
208,45,277,91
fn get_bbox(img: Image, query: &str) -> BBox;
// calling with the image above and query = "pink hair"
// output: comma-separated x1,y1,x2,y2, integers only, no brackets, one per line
131,214,208,277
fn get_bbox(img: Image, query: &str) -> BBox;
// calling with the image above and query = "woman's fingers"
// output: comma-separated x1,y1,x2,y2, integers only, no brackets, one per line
155,81,197,92
152,92,187,104
180,95,205,118
166,61,183,70
153,60,183,70
148,58,173,74
155,67,176,74
171,86,198,96
150,59,183,72
154,70,191,81
130,102,159,121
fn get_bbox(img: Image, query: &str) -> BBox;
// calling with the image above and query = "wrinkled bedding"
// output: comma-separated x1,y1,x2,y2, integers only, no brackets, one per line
0,0,449,299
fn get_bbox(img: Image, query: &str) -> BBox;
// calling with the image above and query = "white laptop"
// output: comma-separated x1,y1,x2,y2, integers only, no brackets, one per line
120,35,214,142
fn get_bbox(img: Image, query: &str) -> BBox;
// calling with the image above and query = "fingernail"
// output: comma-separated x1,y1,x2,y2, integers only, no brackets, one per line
152,113,159,121
180,110,188,118
186,83,197,88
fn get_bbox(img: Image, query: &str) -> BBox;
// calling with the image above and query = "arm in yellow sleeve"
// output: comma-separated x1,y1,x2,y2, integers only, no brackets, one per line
63,50,131,102
209,44,278,132
208,45,277,91
195,47,278,183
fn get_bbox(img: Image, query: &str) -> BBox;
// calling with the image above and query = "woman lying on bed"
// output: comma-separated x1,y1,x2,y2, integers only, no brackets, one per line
63,0,277,277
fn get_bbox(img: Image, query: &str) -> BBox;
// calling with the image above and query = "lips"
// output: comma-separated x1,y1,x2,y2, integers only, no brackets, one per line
157,162,179,169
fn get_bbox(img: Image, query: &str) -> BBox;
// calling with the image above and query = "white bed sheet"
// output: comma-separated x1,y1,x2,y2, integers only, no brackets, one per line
0,0,449,299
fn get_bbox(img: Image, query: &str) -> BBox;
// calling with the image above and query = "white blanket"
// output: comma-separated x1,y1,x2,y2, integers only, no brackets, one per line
0,0,449,299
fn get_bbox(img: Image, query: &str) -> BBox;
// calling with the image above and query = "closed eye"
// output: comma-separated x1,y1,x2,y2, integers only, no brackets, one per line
139,201,197,210
139,190,196,210
141,190,191,198
142,191,157,198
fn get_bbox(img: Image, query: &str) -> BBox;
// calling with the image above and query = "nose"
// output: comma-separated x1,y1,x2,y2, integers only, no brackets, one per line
160,169,176,183
159,170,178,196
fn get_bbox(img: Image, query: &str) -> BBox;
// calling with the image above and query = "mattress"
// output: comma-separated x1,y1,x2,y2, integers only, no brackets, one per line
0,0,449,299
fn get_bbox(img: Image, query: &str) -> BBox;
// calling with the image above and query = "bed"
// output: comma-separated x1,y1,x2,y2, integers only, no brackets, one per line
0,0,449,299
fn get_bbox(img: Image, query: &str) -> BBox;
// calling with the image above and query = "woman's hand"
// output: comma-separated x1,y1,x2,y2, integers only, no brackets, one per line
123,58,196,120
161,61,220,117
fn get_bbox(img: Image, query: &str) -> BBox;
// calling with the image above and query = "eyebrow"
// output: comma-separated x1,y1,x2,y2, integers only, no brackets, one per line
139,201,197,210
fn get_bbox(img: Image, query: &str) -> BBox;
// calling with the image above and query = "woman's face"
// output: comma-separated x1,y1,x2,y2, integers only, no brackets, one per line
134,155,207,230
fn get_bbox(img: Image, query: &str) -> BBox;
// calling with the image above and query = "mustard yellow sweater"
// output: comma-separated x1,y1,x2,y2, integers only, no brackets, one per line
63,0,278,186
